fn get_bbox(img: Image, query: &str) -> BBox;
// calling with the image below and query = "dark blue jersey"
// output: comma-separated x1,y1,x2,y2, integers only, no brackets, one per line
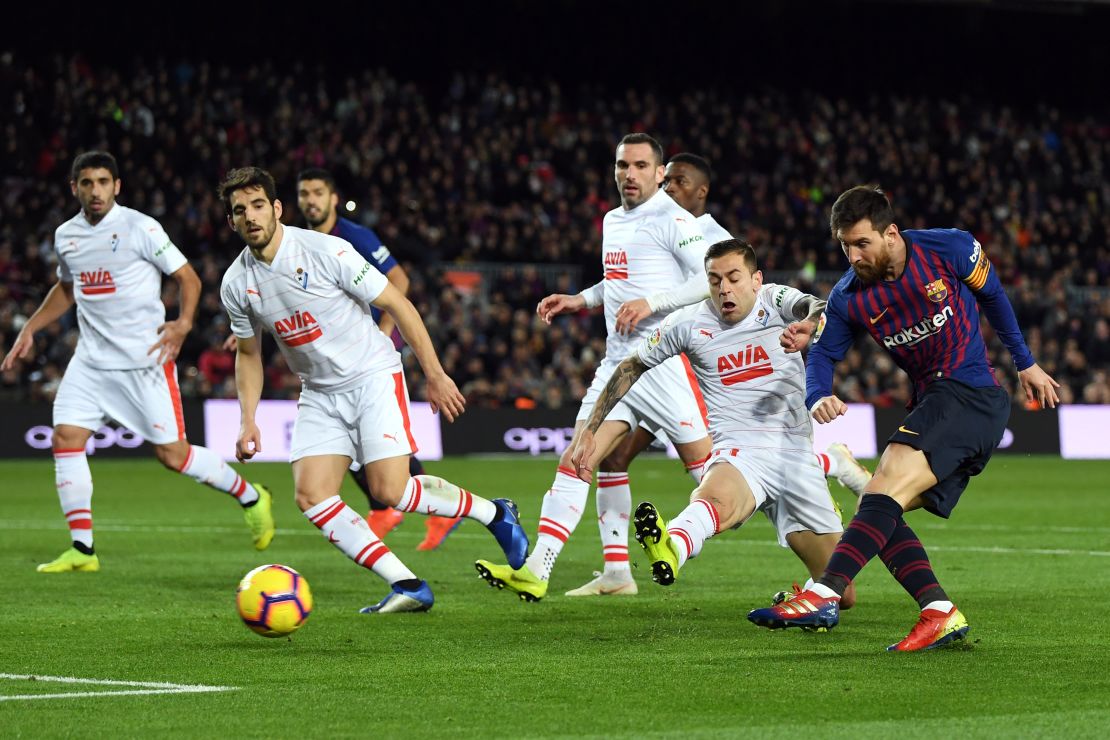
806,228,1035,408
330,217,399,322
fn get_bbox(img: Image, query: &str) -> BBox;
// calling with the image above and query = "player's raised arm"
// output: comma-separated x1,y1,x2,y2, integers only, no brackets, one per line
1,281,75,371
372,282,466,422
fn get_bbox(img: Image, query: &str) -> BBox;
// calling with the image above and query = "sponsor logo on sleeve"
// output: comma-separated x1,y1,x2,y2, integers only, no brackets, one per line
812,312,827,344
774,286,788,307
153,239,173,257
353,262,372,286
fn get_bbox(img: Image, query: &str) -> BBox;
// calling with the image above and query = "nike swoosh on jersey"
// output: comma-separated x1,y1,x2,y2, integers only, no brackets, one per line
870,308,889,324
897,425,920,435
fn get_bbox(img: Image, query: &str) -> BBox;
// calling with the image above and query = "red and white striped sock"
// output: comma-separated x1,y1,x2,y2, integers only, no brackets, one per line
396,475,496,524
524,466,589,581
304,495,416,584
54,448,94,549
667,498,721,569
685,453,711,483
815,452,837,477
596,471,631,574
177,444,259,506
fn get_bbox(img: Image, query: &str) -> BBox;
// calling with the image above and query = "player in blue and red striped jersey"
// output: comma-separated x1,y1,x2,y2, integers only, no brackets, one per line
748,185,1060,651
296,168,461,551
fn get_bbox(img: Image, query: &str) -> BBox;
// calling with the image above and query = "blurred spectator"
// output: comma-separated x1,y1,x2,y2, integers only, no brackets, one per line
0,53,1107,408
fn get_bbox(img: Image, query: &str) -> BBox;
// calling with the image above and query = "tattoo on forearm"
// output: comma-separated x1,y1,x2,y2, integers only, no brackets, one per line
586,358,647,431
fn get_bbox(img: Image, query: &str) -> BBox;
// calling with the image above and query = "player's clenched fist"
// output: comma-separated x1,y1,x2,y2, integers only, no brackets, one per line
236,420,263,462
810,395,848,424
536,293,585,324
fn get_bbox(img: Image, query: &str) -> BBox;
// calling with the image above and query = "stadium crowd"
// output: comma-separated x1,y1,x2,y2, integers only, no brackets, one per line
1,53,1108,409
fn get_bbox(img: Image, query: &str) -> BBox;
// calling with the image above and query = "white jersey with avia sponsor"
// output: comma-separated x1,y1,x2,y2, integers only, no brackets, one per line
696,212,733,246
600,188,707,363
220,225,399,392
54,204,188,369
637,284,815,454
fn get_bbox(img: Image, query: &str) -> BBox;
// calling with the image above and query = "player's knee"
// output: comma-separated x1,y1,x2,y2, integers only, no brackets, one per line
154,442,189,471
52,426,86,452
294,487,329,512
599,452,630,473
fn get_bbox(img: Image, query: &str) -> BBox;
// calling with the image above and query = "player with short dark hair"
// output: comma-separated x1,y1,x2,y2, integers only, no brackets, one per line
570,239,858,609
295,168,456,550
3,152,276,573
218,166,528,613
748,185,1059,650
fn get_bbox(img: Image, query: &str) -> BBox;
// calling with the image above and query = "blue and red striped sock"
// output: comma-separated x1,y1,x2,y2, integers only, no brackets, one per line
818,493,903,596
880,518,949,608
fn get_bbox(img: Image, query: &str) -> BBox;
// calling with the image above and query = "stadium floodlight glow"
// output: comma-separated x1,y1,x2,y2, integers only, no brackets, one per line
345,200,356,212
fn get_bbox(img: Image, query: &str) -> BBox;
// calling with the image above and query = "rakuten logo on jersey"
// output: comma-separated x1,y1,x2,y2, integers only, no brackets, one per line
274,310,322,347
882,305,954,349
79,269,116,295
604,251,628,280
717,344,773,385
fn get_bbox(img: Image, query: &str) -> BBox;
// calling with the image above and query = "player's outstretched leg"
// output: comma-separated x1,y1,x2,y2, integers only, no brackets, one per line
749,492,909,631
410,457,463,551
397,475,528,568
634,497,721,586
39,446,99,573
304,494,433,614
825,443,872,497
351,465,404,538
160,442,275,550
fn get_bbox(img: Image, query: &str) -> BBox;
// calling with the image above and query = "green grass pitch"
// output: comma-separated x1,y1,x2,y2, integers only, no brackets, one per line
2,455,1109,737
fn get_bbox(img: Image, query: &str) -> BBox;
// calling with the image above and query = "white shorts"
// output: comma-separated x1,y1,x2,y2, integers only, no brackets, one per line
706,446,843,547
53,355,186,445
577,354,708,444
290,370,417,465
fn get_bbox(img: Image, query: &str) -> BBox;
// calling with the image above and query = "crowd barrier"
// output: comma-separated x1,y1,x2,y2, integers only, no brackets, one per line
1,401,1106,459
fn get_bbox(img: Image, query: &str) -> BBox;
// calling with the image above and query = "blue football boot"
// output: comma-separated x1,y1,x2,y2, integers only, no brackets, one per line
486,498,529,569
359,579,435,614
747,587,840,631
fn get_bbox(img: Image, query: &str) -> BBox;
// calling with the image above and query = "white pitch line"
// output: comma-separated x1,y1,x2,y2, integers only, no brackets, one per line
0,674,236,702
1,520,1108,558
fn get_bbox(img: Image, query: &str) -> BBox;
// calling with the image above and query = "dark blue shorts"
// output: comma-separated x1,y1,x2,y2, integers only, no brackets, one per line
888,380,1010,519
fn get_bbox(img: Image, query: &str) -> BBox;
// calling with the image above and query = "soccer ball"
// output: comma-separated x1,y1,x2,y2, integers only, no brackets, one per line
236,564,313,638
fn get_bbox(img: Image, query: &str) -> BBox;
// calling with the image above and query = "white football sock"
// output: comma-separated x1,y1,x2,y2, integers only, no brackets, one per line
54,448,94,549
923,600,954,613
816,452,837,477
178,445,259,506
667,498,720,568
595,472,631,575
685,453,710,483
304,496,416,584
525,465,589,580
397,475,496,525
